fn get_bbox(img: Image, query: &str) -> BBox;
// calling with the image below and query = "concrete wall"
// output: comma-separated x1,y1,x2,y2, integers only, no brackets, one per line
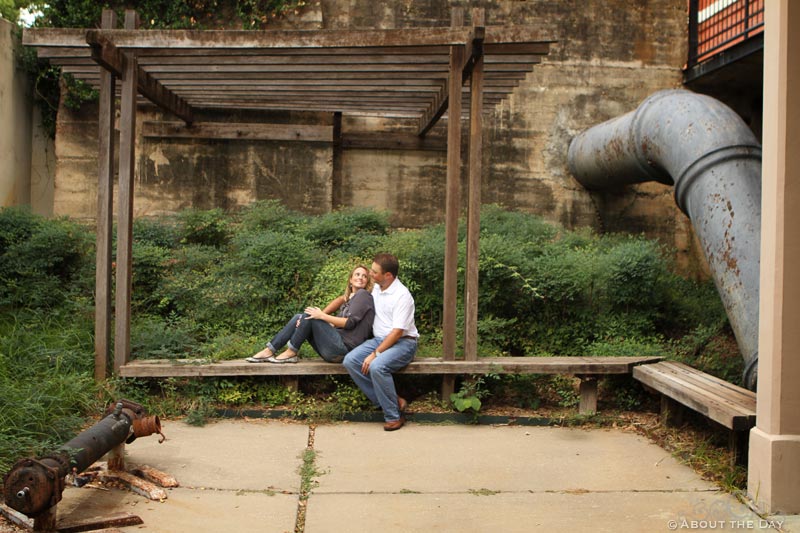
0,17,32,208
0,17,55,216
51,0,708,273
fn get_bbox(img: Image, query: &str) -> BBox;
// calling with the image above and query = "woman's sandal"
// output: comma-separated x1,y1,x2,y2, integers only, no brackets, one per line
268,355,298,364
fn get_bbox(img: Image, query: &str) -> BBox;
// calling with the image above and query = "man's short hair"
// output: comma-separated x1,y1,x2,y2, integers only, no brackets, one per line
373,253,399,277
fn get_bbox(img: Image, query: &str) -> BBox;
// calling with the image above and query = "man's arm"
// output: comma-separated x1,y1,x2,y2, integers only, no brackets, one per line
360,328,404,375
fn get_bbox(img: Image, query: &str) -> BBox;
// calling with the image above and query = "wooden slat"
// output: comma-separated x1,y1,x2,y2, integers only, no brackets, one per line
653,361,756,407
633,363,756,430
418,26,484,135
87,33,194,124
141,121,332,142
119,356,662,378
634,364,756,414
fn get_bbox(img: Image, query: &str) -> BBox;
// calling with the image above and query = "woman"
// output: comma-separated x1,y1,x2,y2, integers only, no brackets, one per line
246,265,375,364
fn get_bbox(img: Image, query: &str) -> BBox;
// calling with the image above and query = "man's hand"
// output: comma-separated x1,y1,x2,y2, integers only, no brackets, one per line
361,352,377,375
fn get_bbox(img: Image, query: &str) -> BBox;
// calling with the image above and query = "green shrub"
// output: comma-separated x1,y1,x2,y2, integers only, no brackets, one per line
604,238,668,310
233,230,319,304
0,207,41,256
238,199,307,234
303,208,389,252
0,210,93,308
177,208,230,248
132,242,171,311
0,200,743,450
133,216,180,249
130,315,199,359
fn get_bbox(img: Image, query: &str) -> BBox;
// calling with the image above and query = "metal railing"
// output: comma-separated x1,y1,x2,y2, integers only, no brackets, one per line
687,0,764,68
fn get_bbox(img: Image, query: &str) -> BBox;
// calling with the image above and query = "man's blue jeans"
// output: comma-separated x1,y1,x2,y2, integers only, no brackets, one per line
268,313,349,363
343,337,417,421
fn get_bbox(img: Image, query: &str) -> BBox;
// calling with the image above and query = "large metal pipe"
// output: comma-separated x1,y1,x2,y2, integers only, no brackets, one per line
567,89,761,390
2,400,162,517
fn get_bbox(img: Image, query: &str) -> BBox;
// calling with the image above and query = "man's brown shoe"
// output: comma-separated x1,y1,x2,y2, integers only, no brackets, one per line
397,396,408,414
383,417,405,431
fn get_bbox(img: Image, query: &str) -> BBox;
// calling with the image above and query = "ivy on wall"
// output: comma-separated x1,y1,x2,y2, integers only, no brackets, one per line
15,0,304,137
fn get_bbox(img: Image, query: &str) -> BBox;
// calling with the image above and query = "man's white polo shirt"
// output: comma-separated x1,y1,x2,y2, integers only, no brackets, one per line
372,278,419,339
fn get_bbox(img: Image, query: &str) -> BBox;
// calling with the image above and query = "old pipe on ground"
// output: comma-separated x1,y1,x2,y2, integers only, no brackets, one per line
2,399,163,517
567,89,761,390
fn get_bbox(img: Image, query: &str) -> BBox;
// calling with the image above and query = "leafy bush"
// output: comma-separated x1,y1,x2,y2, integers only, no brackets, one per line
238,199,307,234
133,216,180,249
177,208,230,248
0,201,744,451
130,315,199,359
303,208,389,253
233,230,318,302
132,242,171,311
0,208,93,308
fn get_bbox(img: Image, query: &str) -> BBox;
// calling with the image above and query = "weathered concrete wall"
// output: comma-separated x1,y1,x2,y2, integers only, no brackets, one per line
29,105,56,216
0,18,33,208
52,0,709,273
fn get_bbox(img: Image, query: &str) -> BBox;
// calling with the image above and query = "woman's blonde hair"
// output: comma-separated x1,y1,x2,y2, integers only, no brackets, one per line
344,264,372,300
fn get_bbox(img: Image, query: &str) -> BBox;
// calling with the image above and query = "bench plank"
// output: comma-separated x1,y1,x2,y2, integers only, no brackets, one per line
633,362,756,430
653,361,756,408
119,356,663,378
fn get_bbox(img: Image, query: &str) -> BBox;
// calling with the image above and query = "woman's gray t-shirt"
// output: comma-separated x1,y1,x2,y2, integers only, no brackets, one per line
337,288,375,350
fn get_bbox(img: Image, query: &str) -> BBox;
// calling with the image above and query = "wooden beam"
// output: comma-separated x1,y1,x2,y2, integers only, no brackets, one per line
141,121,332,141
418,27,484,136
114,10,138,374
442,44,464,363
82,27,476,49
118,356,664,378
94,9,116,382
332,112,343,209
87,32,194,124
342,132,446,151
464,8,485,362
25,26,553,49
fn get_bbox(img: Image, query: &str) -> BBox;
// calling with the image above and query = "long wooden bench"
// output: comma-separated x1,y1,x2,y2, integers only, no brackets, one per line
632,360,756,464
120,356,662,415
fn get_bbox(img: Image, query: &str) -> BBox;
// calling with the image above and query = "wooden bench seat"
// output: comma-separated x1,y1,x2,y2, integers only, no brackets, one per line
632,360,756,463
120,356,662,415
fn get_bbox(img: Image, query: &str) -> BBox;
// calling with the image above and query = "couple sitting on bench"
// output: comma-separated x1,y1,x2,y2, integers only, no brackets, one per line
246,253,417,431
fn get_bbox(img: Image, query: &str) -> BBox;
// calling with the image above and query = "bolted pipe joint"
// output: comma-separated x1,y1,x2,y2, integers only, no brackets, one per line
2,399,163,518
568,90,761,390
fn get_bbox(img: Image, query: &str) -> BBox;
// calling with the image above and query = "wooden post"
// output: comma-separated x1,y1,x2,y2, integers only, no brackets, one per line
95,9,116,382
464,8,485,361
32,506,57,532
441,7,464,400
332,111,343,209
114,10,139,373
108,443,126,471
578,376,598,415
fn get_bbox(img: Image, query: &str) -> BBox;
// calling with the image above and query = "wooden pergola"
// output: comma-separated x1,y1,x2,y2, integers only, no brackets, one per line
23,8,554,392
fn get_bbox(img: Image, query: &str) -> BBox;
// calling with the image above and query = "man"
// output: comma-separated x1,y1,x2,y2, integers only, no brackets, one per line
343,253,418,431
